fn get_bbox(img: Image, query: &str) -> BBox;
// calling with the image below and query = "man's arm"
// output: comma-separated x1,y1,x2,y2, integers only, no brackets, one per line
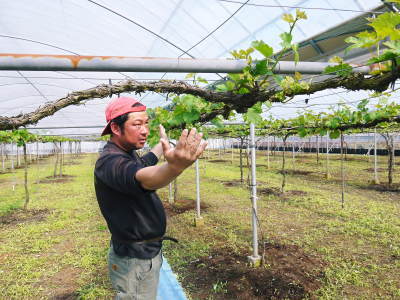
149,142,163,160
136,126,207,190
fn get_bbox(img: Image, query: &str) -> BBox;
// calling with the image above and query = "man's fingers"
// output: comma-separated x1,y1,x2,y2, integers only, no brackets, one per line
160,138,170,154
186,127,197,144
190,132,203,154
195,139,208,158
159,124,168,139
176,129,189,150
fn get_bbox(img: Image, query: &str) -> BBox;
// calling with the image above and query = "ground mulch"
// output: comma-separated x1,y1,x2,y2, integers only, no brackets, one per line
182,241,326,299
35,174,76,184
163,198,209,218
277,170,313,176
0,208,50,226
361,182,400,192
209,159,230,163
258,187,308,200
364,167,386,172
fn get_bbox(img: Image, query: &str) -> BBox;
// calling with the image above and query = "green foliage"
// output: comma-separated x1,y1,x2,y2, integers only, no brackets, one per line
251,40,273,57
344,11,400,74
244,102,263,125
147,94,224,146
217,9,308,97
185,73,209,85
324,64,353,77
0,129,76,146
261,96,400,138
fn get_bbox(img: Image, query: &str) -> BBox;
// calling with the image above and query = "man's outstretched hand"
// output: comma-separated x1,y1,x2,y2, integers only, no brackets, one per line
160,126,207,173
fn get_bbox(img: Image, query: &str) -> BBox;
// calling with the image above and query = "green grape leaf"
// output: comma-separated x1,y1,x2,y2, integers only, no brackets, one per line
323,64,353,77
319,129,327,136
185,73,196,79
280,32,292,49
216,84,228,92
254,60,269,75
244,102,263,124
345,31,378,52
210,117,224,128
182,111,200,123
329,130,340,139
367,12,400,40
298,127,307,137
237,87,250,94
251,40,273,57
228,73,241,81
197,77,208,84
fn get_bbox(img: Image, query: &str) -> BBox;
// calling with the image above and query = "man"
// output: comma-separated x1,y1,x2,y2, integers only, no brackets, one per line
94,96,207,299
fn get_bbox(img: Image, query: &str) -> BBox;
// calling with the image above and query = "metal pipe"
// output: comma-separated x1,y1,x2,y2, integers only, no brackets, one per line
195,159,201,219
249,123,260,260
0,54,371,74
326,133,329,178
374,128,379,183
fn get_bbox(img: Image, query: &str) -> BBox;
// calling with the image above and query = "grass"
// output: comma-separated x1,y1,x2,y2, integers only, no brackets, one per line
0,149,399,299
0,153,112,299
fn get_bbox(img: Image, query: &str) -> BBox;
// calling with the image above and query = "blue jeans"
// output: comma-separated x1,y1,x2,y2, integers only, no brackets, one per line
108,245,163,300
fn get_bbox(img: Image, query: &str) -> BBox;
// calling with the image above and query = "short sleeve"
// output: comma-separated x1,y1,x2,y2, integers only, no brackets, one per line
140,152,159,166
95,154,148,196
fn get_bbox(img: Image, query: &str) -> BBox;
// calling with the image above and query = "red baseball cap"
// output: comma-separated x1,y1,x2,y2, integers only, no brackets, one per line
101,96,147,136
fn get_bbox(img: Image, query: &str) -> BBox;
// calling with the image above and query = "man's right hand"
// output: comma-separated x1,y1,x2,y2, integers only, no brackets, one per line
160,128,207,173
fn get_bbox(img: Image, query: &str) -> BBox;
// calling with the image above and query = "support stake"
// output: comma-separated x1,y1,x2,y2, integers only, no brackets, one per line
247,123,261,267
194,159,203,227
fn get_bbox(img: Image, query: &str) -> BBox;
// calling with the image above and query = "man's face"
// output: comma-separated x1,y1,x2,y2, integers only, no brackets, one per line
113,111,150,150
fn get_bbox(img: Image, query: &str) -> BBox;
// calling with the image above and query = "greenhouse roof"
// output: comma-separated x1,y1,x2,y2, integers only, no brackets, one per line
0,0,392,136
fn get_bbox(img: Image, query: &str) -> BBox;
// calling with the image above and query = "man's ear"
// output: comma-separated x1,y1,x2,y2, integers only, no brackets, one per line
110,122,122,137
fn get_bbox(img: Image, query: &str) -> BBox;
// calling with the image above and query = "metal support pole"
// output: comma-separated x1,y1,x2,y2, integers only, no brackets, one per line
231,141,234,164
168,182,173,204
267,136,270,169
248,123,261,267
326,133,330,179
218,139,221,159
194,159,203,226
11,143,14,170
374,128,379,184
0,54,372,74
292,142,295,170
340,133,345,209
1,143,4,172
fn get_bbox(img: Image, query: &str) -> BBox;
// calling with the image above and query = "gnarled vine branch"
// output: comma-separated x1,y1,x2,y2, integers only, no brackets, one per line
0,69,398,130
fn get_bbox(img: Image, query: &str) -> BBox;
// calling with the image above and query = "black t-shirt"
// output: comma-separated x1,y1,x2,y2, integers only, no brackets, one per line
94,141,166,259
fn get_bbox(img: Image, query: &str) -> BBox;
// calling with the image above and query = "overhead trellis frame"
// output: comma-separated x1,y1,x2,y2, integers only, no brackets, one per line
0,66,398,131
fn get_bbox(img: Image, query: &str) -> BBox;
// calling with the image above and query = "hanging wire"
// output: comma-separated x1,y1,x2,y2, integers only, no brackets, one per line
17,71,50,102
0,34,80,55
158,0,250,82
86,0,193,58
182,0,251,56
218,0,386,14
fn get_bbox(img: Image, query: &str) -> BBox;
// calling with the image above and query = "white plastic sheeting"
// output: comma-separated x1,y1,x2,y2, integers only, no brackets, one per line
0,0,385,135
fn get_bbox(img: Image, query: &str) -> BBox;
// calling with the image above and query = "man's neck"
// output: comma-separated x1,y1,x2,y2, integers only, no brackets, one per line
110,137,135,153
